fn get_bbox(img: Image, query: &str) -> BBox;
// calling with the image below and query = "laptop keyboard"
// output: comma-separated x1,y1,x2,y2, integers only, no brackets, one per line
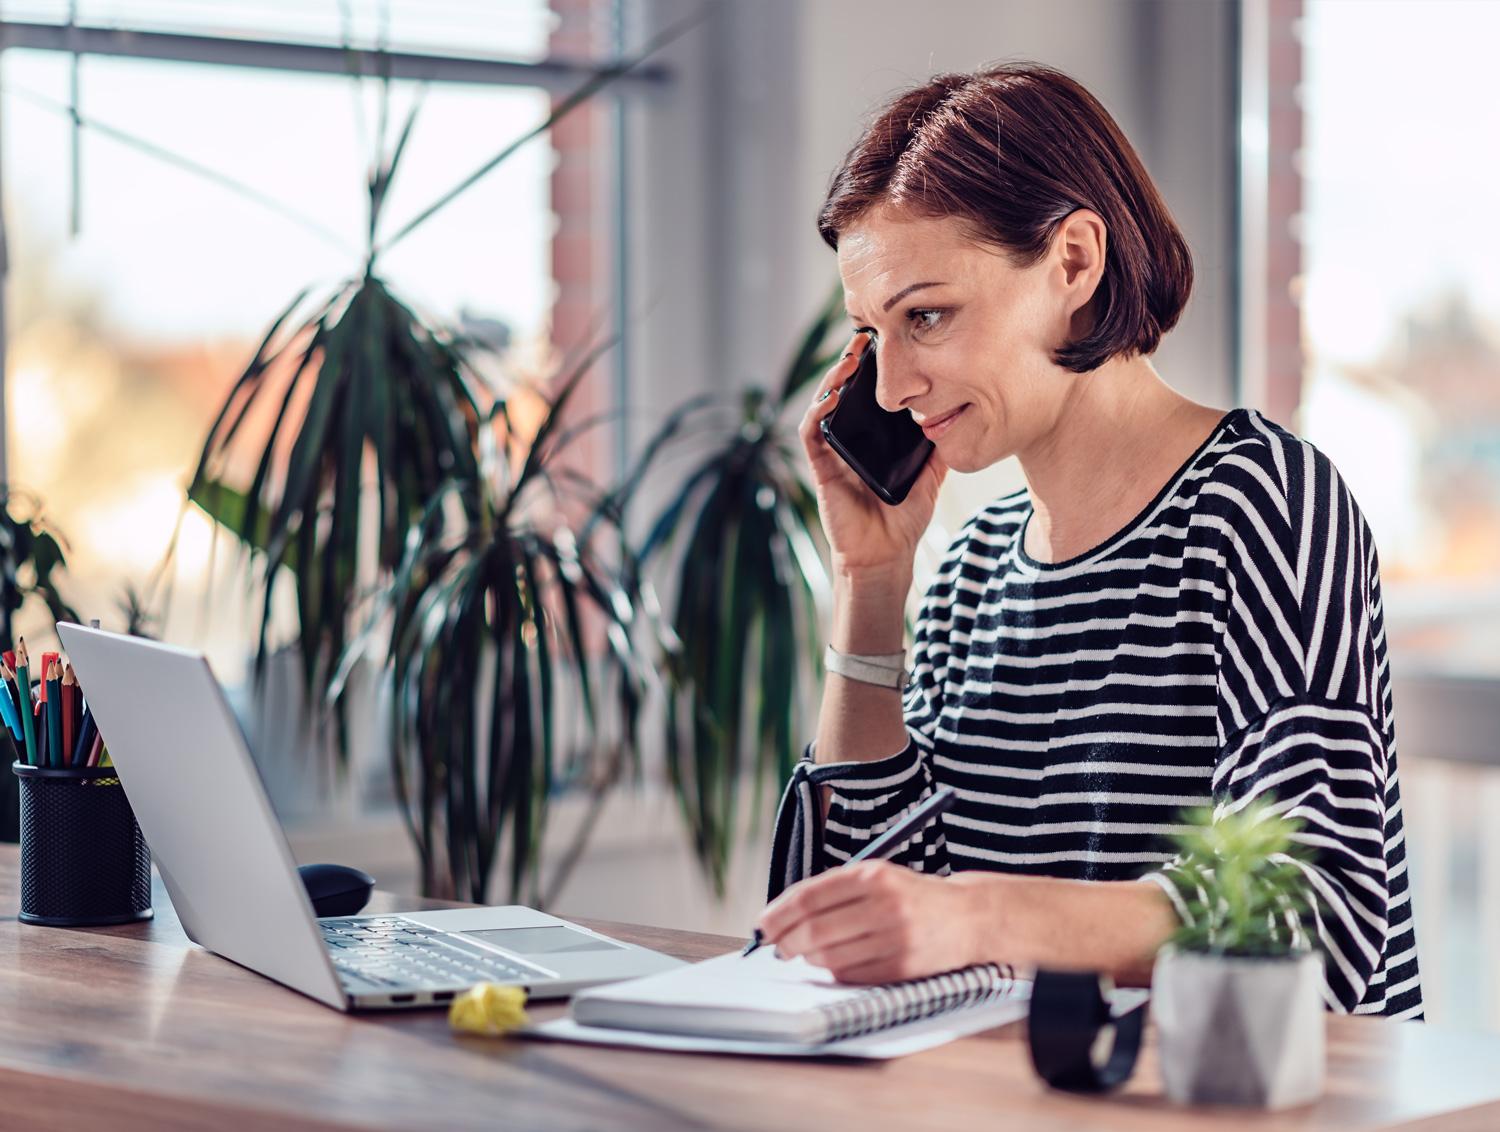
320,916,550,993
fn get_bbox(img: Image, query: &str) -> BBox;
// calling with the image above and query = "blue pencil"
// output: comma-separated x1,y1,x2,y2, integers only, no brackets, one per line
0,674,19,743
71,711,96,768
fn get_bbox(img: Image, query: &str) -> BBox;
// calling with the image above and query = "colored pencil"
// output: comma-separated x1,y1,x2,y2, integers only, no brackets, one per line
0,669,19,744
86,727,104,768
45,660,62,767
38,653,57,702
15,639,36,767
4,662,26,745
72,712,95,767
0,662,22,747
61,664,78,766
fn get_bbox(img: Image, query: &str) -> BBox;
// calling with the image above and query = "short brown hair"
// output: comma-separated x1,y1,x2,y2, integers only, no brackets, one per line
818,62,1193,374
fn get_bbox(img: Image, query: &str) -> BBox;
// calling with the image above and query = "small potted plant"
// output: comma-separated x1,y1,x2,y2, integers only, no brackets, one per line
1151,799,1325,1109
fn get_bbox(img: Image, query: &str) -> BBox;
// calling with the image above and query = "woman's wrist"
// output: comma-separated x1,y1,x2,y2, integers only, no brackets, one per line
950,872,1026,970
948,873,1176,982
831,555,914,592
831,567,911,654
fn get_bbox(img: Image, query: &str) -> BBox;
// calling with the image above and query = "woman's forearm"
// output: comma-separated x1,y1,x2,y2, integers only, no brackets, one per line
952,873,1180,986
814,566,913,765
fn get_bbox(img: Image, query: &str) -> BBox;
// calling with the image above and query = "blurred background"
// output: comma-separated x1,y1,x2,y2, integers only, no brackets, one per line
3,0,1497,1026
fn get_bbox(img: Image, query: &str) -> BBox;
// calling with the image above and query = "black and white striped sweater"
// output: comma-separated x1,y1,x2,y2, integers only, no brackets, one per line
769,407,1423,1018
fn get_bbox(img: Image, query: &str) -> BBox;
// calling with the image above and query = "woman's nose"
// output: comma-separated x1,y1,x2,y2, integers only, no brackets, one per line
873,342,926,413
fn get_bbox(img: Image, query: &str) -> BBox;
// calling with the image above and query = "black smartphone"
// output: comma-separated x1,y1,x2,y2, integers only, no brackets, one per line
818,340,935,506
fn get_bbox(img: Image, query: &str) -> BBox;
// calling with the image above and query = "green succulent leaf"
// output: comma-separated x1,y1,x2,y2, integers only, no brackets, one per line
1160,797,1320,958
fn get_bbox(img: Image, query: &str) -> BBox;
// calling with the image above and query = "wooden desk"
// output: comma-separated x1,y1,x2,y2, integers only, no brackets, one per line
1,845,1497,1131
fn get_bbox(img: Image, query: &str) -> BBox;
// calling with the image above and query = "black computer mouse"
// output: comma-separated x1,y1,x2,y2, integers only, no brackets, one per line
298,863,376,918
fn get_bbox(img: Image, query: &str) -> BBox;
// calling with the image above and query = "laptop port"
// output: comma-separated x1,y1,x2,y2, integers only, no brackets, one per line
434,991,455,1002
390,994,415,1004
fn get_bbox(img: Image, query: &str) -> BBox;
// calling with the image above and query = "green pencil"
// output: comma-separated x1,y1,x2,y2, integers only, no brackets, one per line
45,660,62,768
15,639,37,767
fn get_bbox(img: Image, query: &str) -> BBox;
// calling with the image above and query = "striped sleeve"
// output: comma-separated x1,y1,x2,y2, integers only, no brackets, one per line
766,742,947,900
1151,697,1392,1013
1146,426,1413,1014
765,520,983,901
1366,553,1423,1017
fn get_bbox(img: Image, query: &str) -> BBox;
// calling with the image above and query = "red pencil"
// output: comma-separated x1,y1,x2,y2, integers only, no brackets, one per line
85,727,104,768
39,653,58,702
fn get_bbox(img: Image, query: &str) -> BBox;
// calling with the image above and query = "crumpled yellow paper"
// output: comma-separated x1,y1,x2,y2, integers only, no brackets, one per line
448,983,530,1036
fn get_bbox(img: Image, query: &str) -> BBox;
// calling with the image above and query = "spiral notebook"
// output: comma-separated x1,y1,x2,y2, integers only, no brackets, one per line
537,947,1025,1054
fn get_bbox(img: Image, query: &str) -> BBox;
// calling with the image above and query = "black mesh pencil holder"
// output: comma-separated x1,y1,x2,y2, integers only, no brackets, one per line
16,761,153,926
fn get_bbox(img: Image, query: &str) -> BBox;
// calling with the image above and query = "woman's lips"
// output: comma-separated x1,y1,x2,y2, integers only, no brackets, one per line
919,404,968,440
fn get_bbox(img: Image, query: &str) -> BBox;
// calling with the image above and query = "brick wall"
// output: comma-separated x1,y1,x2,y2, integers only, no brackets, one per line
548,0,614,486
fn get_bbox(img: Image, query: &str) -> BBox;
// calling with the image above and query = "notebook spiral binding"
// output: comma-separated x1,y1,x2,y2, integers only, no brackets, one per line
812,963,1015,1043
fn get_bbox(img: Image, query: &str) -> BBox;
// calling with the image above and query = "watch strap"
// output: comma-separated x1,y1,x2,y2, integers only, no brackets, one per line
824,645,907,689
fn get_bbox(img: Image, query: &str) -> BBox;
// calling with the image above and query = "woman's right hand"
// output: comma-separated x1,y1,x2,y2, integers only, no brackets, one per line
799,333,948,578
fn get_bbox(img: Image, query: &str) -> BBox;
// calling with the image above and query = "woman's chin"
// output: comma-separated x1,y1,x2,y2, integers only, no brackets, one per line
936,431,1016,475
935,441,992,476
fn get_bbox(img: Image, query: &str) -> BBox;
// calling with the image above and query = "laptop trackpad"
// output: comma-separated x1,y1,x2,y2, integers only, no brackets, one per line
464,925,626,956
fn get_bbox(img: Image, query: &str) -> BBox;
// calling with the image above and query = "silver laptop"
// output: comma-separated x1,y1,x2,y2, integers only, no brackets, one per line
57,623,683,1011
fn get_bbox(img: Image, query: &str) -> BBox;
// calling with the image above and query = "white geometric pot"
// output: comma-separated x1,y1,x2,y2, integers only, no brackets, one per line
1152,947,1325,1108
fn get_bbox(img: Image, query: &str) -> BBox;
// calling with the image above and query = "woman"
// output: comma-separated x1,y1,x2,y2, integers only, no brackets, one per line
754,62,1422,1018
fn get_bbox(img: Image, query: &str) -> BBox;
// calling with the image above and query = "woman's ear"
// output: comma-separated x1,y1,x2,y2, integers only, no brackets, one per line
1054,209,1108,326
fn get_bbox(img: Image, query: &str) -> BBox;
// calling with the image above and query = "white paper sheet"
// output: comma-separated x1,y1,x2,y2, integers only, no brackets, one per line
523,994,1031,1060
574,947,859,1018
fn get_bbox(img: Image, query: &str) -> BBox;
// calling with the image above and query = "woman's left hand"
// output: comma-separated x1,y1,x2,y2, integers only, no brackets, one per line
754,861,981,984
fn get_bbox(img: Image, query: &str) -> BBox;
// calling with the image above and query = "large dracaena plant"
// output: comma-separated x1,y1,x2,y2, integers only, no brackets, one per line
186,103,482,746
341,350,651,903
183,33,676,747
627,290,846,895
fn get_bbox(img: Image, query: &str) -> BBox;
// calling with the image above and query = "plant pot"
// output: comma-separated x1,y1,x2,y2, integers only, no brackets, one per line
1152,947,1324,1109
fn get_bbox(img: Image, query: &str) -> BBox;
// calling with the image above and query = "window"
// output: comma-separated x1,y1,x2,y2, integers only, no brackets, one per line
1294,0,1500,1029
1298,0,1500,673
1,3,605,685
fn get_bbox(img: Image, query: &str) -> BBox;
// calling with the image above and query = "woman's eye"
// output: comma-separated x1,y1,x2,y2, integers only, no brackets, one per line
908,309,945,334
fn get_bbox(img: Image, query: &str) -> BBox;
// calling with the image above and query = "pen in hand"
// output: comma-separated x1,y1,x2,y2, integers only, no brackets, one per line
742,785,958,957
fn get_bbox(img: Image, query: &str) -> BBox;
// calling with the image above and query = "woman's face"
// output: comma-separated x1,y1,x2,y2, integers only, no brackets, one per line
836,206,1095,474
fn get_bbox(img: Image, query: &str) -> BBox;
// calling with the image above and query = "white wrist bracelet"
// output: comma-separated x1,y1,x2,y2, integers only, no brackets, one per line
824,645,907,690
